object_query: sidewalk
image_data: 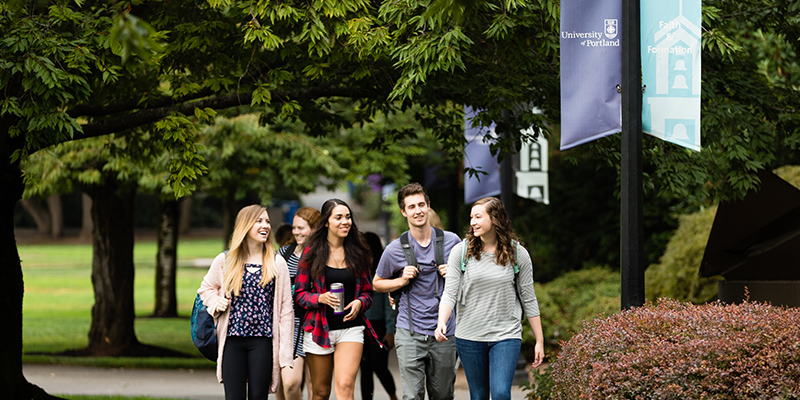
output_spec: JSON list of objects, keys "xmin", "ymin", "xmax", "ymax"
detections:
[{"xmin": 25, "ymin": 348, "xmax": 530, "ymax": 399}]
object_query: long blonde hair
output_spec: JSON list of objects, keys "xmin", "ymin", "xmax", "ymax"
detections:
[{"xmin": 223, "ymin": 205, "xmax": 277, "ymax": 296}]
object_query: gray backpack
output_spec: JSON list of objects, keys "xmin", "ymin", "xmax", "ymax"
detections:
[{"xmin": 394, "ymin": 227, "xmax": 445, "ymax": 332}]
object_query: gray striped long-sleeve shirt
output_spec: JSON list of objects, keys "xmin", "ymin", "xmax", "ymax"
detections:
[{"xmin": 441, "ymin": 241, "xmax": 540, "ymax": 342}]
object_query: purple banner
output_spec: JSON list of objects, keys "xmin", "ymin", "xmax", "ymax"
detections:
[
  {"xmin": 464, "ymin": 107, "xmax": 501, "ymax": 204},
  {"xmin": 560, "ymin": 0, "xmax": 622, "ymax": 150}
]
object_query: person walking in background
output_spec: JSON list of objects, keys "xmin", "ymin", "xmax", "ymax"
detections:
[
  {"xmin": 277, "ymin": 206, "xmax": 321, "ymax": 400},
  {"xmin": 373, "ymin": 183, "xmax": 461, "ymax": 400},
  {"xmin": 198, "ymin": 204, "xmax": 295, "ymax": 400},
  {"xmin": 294, "ymin": 199, "xmax": 380, "ymax": 400},
  {"xmin": 275, "ymin": 222, "xmax": 294, "ymax": 247},
  {"xmin": 361, "ymin": 232, "xmax": 399, "ymax": 400},
  {"xmin": 427, "ymin": 208, "xmax": 443, "ymax": 230},
  {"xmin": 435, "ymin": 196, "xmax": 545, "ymax": 400}
]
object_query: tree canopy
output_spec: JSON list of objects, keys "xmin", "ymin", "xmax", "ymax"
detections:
[{"xmin": 3, "ymin": 0, "xmax": 800, "ymax": 397}]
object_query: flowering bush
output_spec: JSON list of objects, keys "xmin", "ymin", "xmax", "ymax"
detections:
[{"xmin": 550, "ymin": 298, "xmax": 800, "ymax": 399}]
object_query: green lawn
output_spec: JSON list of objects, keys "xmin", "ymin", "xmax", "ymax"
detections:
[{"xmin": 21, "ymin": 238, "xmax": 226, "ymax": 369}]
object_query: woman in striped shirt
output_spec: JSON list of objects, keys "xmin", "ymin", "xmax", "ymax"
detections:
[
  {"xmin": 435, "ymin": 197, "xmax": 545, "ymax": 400},
  {"xmin": 277, "ymin": 206, "xmax": 321, "ymax": 400}
]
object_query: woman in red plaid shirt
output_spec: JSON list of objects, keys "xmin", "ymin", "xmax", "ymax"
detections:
[{"xmin": 293, "ymin": 198, "xmax": 380, "ymax": 400}]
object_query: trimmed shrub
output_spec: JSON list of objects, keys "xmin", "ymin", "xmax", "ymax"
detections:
[
  {"xmin": 522, "ymin": 366, "xmax": 555, "ymax": 400},
  {"xmin": 549, "ymin": 298, "xmax": 800, "ymax": 399}
]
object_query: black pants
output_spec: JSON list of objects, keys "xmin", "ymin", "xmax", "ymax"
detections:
[
  {"xmin": 222, "ymin": 336, "xmax": 273, "ymax": 400},
  {"xmin": 360, "ymin": 320, "xmax": 396, "ymax": 400}
]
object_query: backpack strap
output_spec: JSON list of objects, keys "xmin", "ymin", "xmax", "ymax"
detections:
[
  {"xmin": 397, "ymin": 229, "xmax": 446, "ymax": 333},
  {"xmin": 281, "ymin": 243, "xmax": 297, "ymax": 263},
  {"xmin": 458, "ymin": 238, "xmax": 469, "ymax": 305},
  {"xmin": 431, "ymin": 227, "xmax": 444, "ymax": 302},
  {"xmin": 399, "ymin": 232, "xmax": 418, "ymax": 268},
  {"xmin": 513, "ymin": 240, "xmax": 520, "ymax": 274},
  {"xmin": 398, "ymin": 231, "xmax": 416, "ymax": 332},
  {"xmin": 512, "ymin": 240, "xmax": 524, "ymax": 318},
  {"xmin": 433, "ymin": 227, "xmax": 445, "ymax": 266}
]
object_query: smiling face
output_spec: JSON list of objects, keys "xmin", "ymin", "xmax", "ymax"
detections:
[
  {"xmin": 326, "ymin": 204, "xmax": 352, "ymax": 239},
  {"xmin": 292, "ymin": 215, "xmax": 312, "ymax": 247},
  {"xmin": 400, "ymin": 193, "xmax": 429, "ymax": 229},
  {"xmin": 247, "ymin": 210, "xmax": 271, "ymax": 244},
  {"xmin": 470, "ymin": 204, "xmax": 495, "ymax": 239}
]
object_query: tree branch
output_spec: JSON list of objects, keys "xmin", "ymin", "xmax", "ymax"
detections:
[{"xmin": 59, "ymin": 85, "xmax": 381, "ymax": 145}]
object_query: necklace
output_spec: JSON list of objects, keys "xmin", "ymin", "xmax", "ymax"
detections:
[{"xmin": 331, "ymin": 248, "xmax": 346, "ymax": 269}]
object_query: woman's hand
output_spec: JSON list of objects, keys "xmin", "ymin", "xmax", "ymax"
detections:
[
  {"xmin": 434, "ymin": 322, "xmax": 448, "ymax": 342},
  {"xmin": 342, "ymin": 299, "xmax": 362, "ymax": 321},
  {"xmin": 531, "ymin": 341, "xmax": 545, "ymax": 368},
  {"xmin": 382, "ymin": 333, "xmax": 395, "ymax": 350},
  {"xmin": 318, "ymin": 292, "xmax": 340, "ymax": 309},
  {"xmin": 215, "ymin": 296, "xmax": 230, "ymax": 313}
]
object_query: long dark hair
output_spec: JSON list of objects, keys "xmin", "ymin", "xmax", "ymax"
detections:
[
  {"xmin": 302, "ymin": 198, "xmax": 371, "ymax": 279},
  {"xmin": 465, "ymin": 197, "xmax": 519, "ymax": 266},
  {"xmin": 363, "ymin": 231, "xmax": 384, "ymax": 273}
]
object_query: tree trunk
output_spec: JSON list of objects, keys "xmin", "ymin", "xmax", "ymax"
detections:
[
  {"xmin": 153, "ymin": 196, "xmax": 179, "ymax": 317},
  {"xmin": 179, "ymin": 195, "xmax": 192, "ymax": 234},
  {"xmin": 84, "ymin": 176, "xmax": 139, "ymax": 355},
  {"xmin": 20, "ymin": 198, "xmax": 51, "ymax": 236},
  {"xmin": 1, "ymin": 129, "xmax": 63, "ymax": 398},
  {"xmin": 80, "ymin": 192, "xmax": 92, "ymax": 240},
  {"xmin": 1, "ymin": 155, "xmax": 26, "ymax": 398},
  {"xmin": 46, "ymin": 195, "xmax": 63, "ymax": 238},
  {"xmin": 222, "ymin": 188, "xmax": 236, "ymax": 249}
]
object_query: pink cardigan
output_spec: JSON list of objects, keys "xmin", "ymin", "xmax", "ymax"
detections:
[{"xmin": 198, "ymin": 252, "xmax": 294, "ymax": 392}]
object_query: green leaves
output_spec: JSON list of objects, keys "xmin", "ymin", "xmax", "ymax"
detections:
[
  {"xmin": 109, "ymin": 11, "xmax": 164, "ymax": 63},
  {"xmin": 199, "ymin": 114, "xmax": 346, "ymax": 203}
]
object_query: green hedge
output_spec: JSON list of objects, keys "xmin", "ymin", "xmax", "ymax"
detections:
[
  {"xmin": 644, "ymin": 205, "xmax": 721, "ymax": 304},
  {"xmin": 523, "ymin": 266, "xmax": 620, "ymax": 359}
]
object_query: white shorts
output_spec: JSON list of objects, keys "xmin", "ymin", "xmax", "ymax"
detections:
[{"xmin": 303, "ymin": 326, "xmax": 364, "ymax": 355}]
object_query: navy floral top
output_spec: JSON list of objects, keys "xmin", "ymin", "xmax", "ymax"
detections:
[{"xmin": 227, "ymin": 264, "xmax": 275, "ymax": 337}]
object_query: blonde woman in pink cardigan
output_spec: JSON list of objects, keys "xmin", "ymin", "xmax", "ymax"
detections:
[{"xmin": 199, "ymin": 205, "xmax": 295, "ymax": 399}]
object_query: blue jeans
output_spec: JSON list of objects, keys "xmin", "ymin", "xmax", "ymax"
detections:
[{"xmin": 455, "ymin": 338, "xmax": 521, "ymax": 400}]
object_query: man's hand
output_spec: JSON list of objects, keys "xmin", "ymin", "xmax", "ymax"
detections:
[
  {"xmin": 401, "ymin": 265, "xmax": 419, "ymax": 283},
  {"xmin": 437, "ymin": 263, "xmax": 447, "ymax": 277}
]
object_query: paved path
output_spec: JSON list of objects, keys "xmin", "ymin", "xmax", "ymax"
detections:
[
  {"xmin": 25, "ymin": 187, "xmax": 531, "ymax": 399},
  {"xmin": 25, "ymin": 349, "xmax": 530, "ymax": 399}
]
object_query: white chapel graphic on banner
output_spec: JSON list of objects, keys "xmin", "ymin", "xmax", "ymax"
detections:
[
  {"xmin": 516, "ymin": 129, "xmax": 549, "ymax": 205},
  {"xmin": 641, "ymin": 0, "xmax": 702, "ymax": 151},
  {"xmin": 463, "ymin": 107, "xmax": 549, "ymax": 204}
]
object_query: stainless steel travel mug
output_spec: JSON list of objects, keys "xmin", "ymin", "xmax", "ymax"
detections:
[{"xmin": 330, "ymin": 283, "xmax": 345, "ymax": 314}]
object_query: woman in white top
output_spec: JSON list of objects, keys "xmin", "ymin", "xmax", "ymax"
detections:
[{"xmin": 434, "ymin": 197, "xmax": 544, "ymax": 400}]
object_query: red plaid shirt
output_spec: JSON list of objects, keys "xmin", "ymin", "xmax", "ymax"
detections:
[{"xmin": 294, "ymin": 254, "xmax": 380, "ymax": 348}]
